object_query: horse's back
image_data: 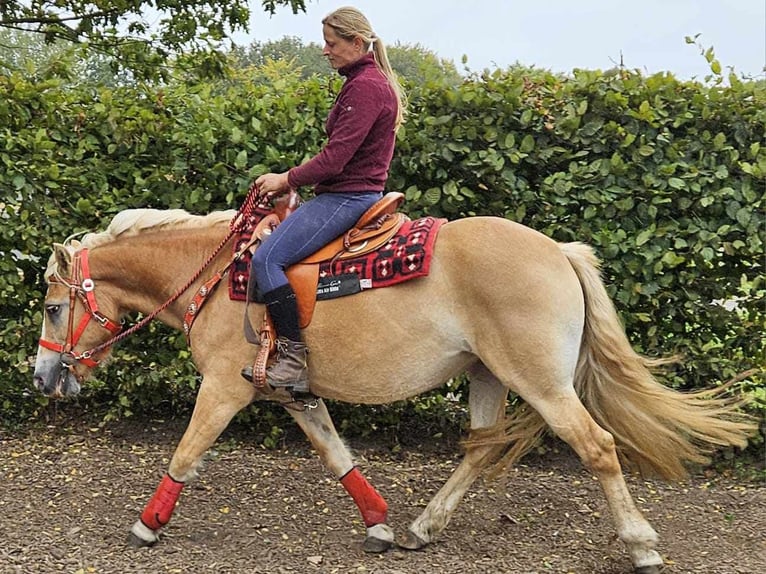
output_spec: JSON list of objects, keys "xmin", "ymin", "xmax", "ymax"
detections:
[
  {"xmin": 439, "ymin": 216, "xmax": 564, "ymax": 259},
  {"xmin": 434, "ymin": 216, "xmax": 583, "ymax": 312}
]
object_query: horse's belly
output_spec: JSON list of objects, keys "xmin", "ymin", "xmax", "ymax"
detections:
[{"xmin": 304, "ymin": 280, "xmax": 474, "ymax": 404}]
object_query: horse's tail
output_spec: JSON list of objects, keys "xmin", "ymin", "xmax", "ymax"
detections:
[
  {"xmin": 470, "ymin": 242, "xmax": 756, "ymax": 480},
  {"xmin": 558, "ymin": 241, "xmax": 755, "ymax": 479}
]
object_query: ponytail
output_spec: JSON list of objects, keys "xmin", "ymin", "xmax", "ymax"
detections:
[{"xmin": 369, "ymin": 35, "xmax": 407, "ymax": 131}]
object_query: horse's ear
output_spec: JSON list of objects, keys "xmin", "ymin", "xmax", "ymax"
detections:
[{"xmin": 53, "ymin": 243, "xmax": 72, "ymax": 276}]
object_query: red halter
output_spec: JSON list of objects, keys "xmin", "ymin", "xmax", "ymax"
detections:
[{"xmin": 38, "ymin": 248, "xmax": 122, "ymax": 368}]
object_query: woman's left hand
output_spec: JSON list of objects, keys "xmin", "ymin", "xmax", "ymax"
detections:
[{"xmin": 255, "ymin": 172, "xmax": 291, "ymax": 200}]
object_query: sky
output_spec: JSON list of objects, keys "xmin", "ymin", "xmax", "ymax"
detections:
[{"xmin": 235, "ymin": 0, "xmax": 766, "ymax": 80}]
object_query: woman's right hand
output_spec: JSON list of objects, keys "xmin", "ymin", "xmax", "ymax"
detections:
[{"xmin": 255, "ymin": 172, "xmax": 291, "ymax": 201}]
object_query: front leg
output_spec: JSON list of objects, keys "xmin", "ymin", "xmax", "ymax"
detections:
[
  {"xmin": 129, "ymin": 377, "xmax": 254, "ymax": 547},
  {"xmin": 287, "ymin": 400, "xmax": 395, "ymax": 553}
]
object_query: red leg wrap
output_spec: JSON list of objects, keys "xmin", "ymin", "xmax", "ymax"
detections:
[
  {"xmin": 340, "ymin": 467, "xmax": 388, "ymax": 527},
  {"xmin": 140, "ymin": 474, "xmax": 185, "ymax": 531}
]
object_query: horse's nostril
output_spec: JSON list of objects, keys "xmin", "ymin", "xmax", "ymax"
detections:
[{"xmin": 34, "ymin": 381, "xmax": 54, "ymax": 397}]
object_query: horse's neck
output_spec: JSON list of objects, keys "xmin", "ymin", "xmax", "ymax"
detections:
[{"xmin": 92, "ymin": 227, "xmax": 224, "ymax": 326}]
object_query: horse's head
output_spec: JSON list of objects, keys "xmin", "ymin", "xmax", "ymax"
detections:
[{"xmin": 34, "ymin": 242, "xmax": 122, "ymax": 398}]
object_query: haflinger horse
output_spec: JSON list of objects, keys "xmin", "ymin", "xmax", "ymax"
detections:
[{"xmin": 33, "ymin": 198, "xmax": 755, "ymax": 574}]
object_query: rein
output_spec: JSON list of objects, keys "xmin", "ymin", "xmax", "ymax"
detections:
[{"xmin": 42, "ymin": 187, "xmax": 265, "ymax": 367}]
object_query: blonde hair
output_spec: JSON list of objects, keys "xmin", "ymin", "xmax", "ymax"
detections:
[{"xmin": 323, "ymin": 6, "xmax": 407, "ymax": 130}]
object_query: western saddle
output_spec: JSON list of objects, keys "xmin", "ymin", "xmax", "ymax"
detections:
[{"xmin": 244, "ymin": 190, "xmax": 407, "ymax": 388}]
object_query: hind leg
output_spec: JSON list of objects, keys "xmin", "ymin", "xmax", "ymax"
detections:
[
  {"xmin": 401, "ymin": 364, "xmax": 508, "ymax": 549},
  {"xmin": 526, "ymin": 390, "xmax": 663, "ymax": 573},
  {"xmin": 128, "ymin": 375, "xmax": 254, "ymax": 547}
]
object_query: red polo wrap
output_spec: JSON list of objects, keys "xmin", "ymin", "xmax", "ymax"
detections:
[
  {"xmin": 140, "ymin": 474, "xmax": 184, "ymax": 530},
  {"xmin": 339, "ymin": 467, "xmax": 388, "ymax": 527}
]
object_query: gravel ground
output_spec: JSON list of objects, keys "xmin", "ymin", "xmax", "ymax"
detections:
[{"xmin": 1, "ymin": 416, "xmax": 764, "ymax": 574}]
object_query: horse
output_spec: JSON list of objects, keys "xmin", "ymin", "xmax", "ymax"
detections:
[{"xmin": 33, "ymin": 206, "xmax": 756, "ymax": 574}]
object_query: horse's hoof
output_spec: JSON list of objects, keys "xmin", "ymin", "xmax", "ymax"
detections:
[
  {"xmin": 398, "ymin": 530, "xmax": 428, "ymax": 551},
  {"xmin": 363, "ymin": 536, "xmax": 392, "ymax": 553},
  {"xmin": 363, "ymin": 523, "xmax": 395, "ymax": 553},
  {"xmin": 128, "ymin": 520, "xmax": 159, "ymax": 548},
  {"xmin": 635, "ymin": 565, "xmax": 663, "ymax": 574},
  {"xmin": 127, "ymin": 531, "xmax": 157, "ymax": 548}
]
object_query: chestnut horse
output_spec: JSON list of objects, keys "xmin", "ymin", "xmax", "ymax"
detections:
[{"xmin": 33, "ymin": 208, "xmax": 755, "ymax": 573}]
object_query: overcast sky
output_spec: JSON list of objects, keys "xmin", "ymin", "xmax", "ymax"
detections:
[{"xmin": 234, "ymin": 0, "xmax": 765, "ymax": 80}]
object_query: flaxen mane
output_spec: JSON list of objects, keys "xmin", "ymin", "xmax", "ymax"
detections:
[
  {"xmin": 46, "ymin": 209, "xmax": 236, "ymax": 278},
  {"xmin": 87, "ymin": 209, "xmax": 236, "ymax": 248}
]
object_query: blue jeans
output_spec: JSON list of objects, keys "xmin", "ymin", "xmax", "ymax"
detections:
[{"xmin": 251, "ymin": 191, "xmax": 383, "ymax": 294}]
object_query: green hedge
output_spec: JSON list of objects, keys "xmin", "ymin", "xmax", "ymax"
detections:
[{"xmin": 1, "ymin": 61, "xmax": 763, "ymax": 433}]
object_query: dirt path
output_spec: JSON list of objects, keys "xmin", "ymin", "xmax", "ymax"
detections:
[{"xmin": 1, "ymin": 418, "xmax": 764, "ymax": 574}]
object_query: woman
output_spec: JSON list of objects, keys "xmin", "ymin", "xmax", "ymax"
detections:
[{"xmin": 242, "ymin": 6, "xmax": 406, "ymax": 393}]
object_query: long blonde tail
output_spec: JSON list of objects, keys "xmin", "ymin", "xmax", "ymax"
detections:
[
  {"xmin": 560, "ymin": 242, "xmax": 755, "ymax": 479},
  {"xmin": 469, "ymin": 242, "xmax": 756, "ymax": 480}
]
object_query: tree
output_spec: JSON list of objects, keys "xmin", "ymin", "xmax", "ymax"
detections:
[
  {"xmin": 0, "ymin": 0, "xmax": 307, "ymax": 78},
  {"xmin": 0, "ymin": 28, "xmax": 130, "ymax": 85},
  {"xmin": 231, "ymin": 36, "xmax": 464, "ymax": 86},
  {"xmin": 231, "ymin": 36, "xmax": 331, "ymax": 78},
  {"xmin": 388, "ymin": 42, "xmax": 462, "ymax": 87}
]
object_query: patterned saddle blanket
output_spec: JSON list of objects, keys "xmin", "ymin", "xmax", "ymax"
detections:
[{"xmin": 229, "ymin": 215, "xmax": 446, "ymax": 307}]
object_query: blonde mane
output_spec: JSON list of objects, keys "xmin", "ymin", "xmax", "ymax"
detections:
[
  {"xmin": 81, "ymin": 208, "xmax": 237, "ymax": 249},
  {"xmin": 46, "ymin": 209, "xmax": 236, "ymax": 278}
]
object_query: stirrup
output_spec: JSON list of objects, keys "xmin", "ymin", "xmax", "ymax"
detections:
[
  {"xmin": 240, "ymin": 365, "xmax": 256, "ymax": 383},
  {"xmin": 241, "ymin": 339, "xmax": 310, "ymax": 394},
  {"xmin": 241, "ymin": 365, "xmax": 312, "ymax": 395}
]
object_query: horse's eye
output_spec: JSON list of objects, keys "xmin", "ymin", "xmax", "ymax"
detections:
[{"xmin": 45, "ymin": 304, "xmax": 61, "ymax": 316}]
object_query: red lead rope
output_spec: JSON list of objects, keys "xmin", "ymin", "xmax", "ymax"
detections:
[{"xmin": 59, "ymin": 184, "xmax": 266, "ymax": 364}]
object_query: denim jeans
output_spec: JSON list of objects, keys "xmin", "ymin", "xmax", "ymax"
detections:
[{"xmin": 251, "ymin": 191, "xmax": 383, "ymax": 294}]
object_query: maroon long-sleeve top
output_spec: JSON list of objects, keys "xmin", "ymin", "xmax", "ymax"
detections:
[{"xmin": 287, "ymin": 53, "xmax": 397, "ymax": 194}]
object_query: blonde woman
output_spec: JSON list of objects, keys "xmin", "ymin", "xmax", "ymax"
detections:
[{"xmin": 242, "ymin": 6, "xmax": 406, "ymax": 393}]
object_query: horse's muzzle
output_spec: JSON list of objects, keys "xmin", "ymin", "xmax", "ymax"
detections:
[{"xmin": 33, "ymin": 359, "xmax": 81, "ymax": 398}]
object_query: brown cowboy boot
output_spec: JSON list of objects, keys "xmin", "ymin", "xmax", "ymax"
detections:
[{"xmin": 241, "ymin": 337, "xmax": 310, "ymax": 393}]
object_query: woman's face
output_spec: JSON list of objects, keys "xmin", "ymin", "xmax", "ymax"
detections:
[{"xmin": 322, "ymin": 23, "xmax": 363, "ymax": 70}]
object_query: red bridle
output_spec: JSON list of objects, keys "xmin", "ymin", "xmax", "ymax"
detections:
[
  {"xmin": 38, "ymin": 248, "xmax": 122, "ymax": 368},
  {"xmin": 36, "ymin": 184, "xmax": 290, "ymax": 370}
]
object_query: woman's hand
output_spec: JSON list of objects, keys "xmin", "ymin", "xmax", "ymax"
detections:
[{"xmin": 255, "ymin": 172, "xmax": 291, "ymax": 201}]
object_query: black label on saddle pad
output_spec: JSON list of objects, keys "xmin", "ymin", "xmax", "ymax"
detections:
[{"xmin": 316, "ymin": 273, "xmax": 362, "ymax": 300}]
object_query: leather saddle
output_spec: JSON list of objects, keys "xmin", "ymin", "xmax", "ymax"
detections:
[
  {"xmin": 244, "ymin": 191, "xmax": 406, "ymax": 387},
  {"xmin": 286, "ymin": 191, "xmax": 407, "ymax": 328},
  {"xmin": 250, "ymin": 190, "xmax": 406, "ymax": 327}
]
